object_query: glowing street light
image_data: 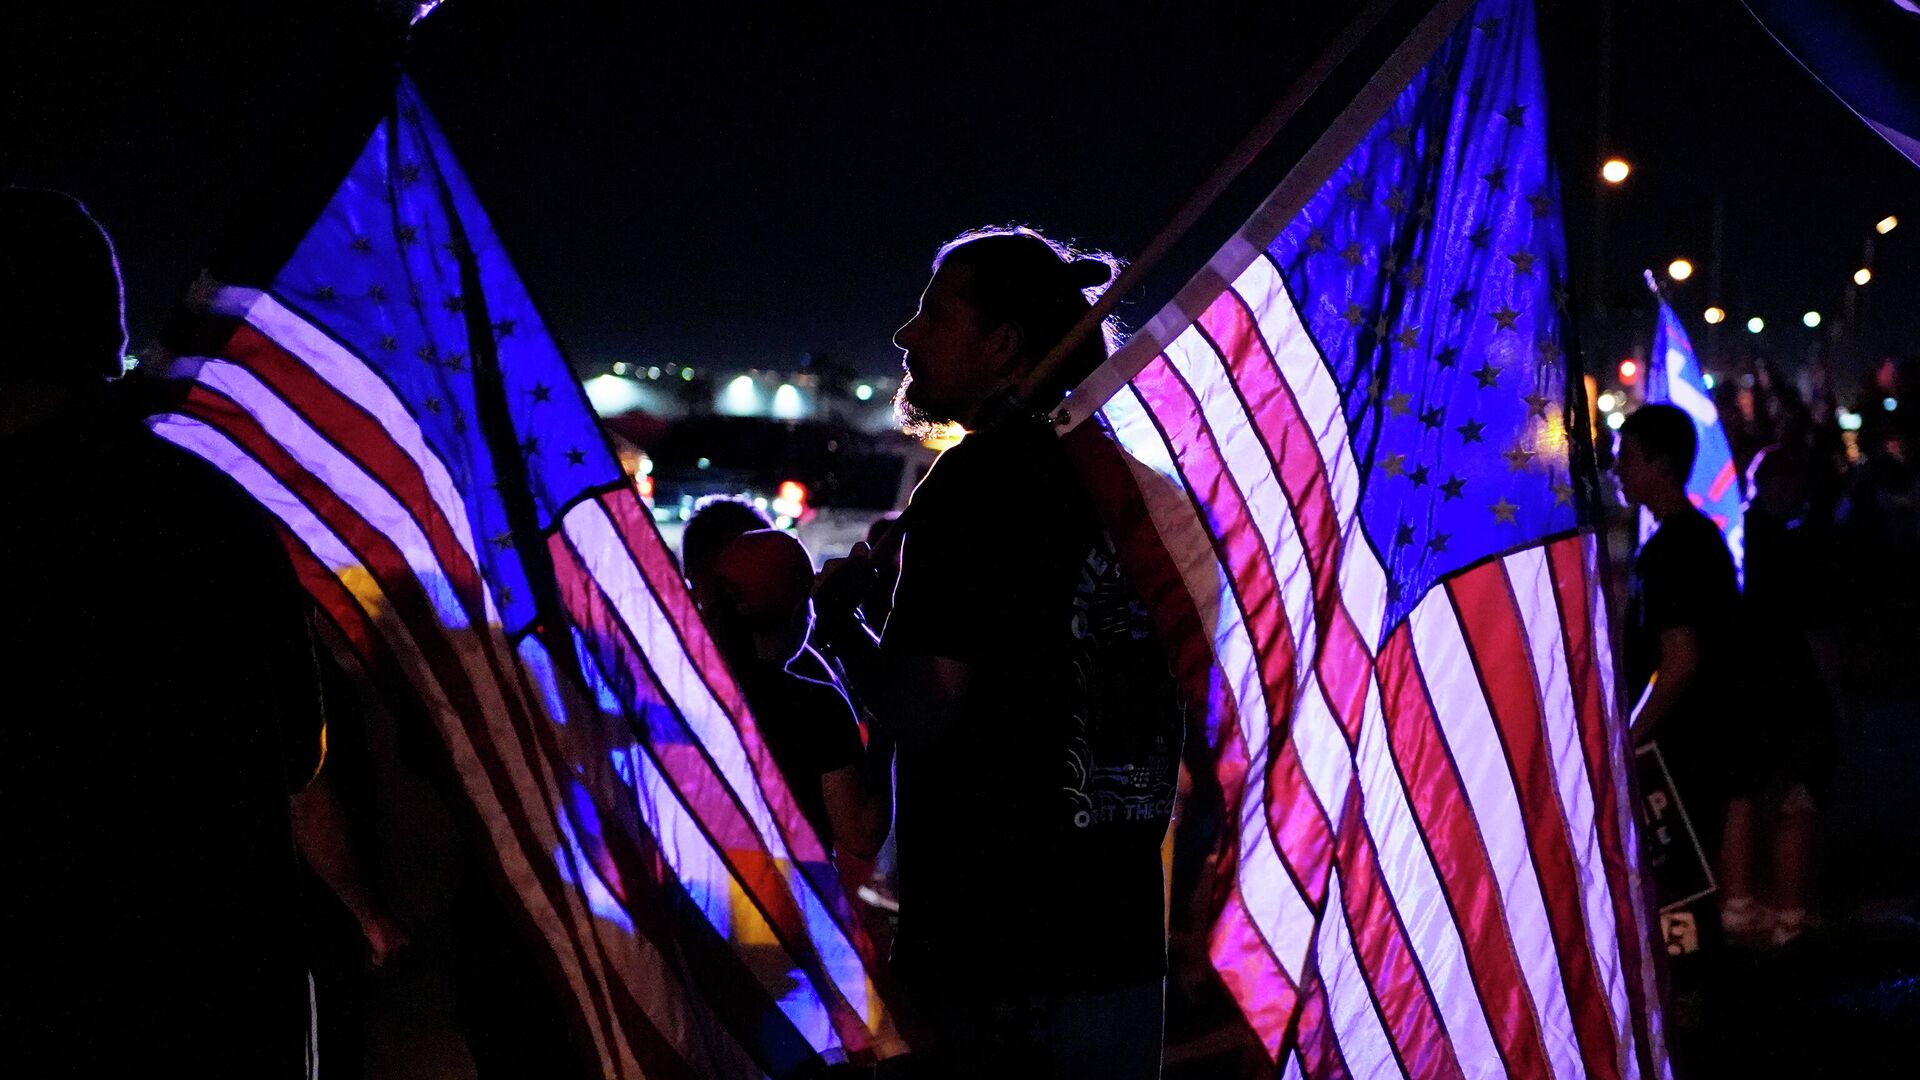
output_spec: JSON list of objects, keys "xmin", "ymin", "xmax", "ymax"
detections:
[
  {"xmin": 1601, "ymin": 158, "xmax": 1631, "ymax": 184},
  {"xmin": 1803, "ymin": 311, "xmax": 1823, "ymax": 328},
  {"xmin": 1667, "ymin": 258, "xmax": 1694, "ymax": 282},
  {"xmin": 1855, "ymin": 268, "xmax": 1873, "ymax": 286},
  {"xmin": 1746, "ymin": 316, "xmax": 1765, "ymax": 334},
  {"xmin": 1877, "ymin": 215, "xmax": 1899, "ymax": 235},
  {"xmin": 1618, "ymin": 359, "xmax": 1639, "ymax": 383},
  {"xmin": 1703, "ymin": 306, "xmax": 1726, "ymax": 324},
  {"xmin": 1597, "ymin": 392, "xmax": 1618, "ymax": 412}
]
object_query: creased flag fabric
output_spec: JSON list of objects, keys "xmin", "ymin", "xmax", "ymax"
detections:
[
  {"xmin": 149, "ymin": 78, "xmax": 902, "ymax": 1078},
  {"xmin": 1056, "ymin": 1, "xmax": 1669, "ymax": 1075},
  {"xmin": 1743, "ymin": 0, "xmax": 1920, "ymax": 171},
  {"xmin": 1644, "ymin": 299, "xmax": 1744, "ymax": 581}
]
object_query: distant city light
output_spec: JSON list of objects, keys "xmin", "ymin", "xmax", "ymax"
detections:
[
  {"xmin": 681, "ymin": 367, "xmax": 695, "ymax": 381},
  {"xmin": 855, "ymin": 383, "xmax": 874, "ymax": 401},
  {"xmin": 1885, "ymin": 397, "xmax": 1900, "ymax": 413},
  {"xmin": 696, "ymin": 456, "xmax": 712, "ymax": 470},
  {"xmin": 771, "ymin": 383, "xmax": 804, "ymax": 420},
  {"xmin": 1877, "ymin": 215, "xmax": 1899, "ymax": 235},
  {"xmin": 1667, "ymin": 258, "xmax": 1694, "ymax": 282},
  {"xmin": 1597, "ymin": 392, "xmax": 1618, "ymax": 412},
  {"xmin": 1703, "ymin": 306, "xmax": 1726, "ymax": 325},
  {"xmin": 721, "ymin": 374, "xmax": 760, "ymax": 416},
  {"xmin": 1855, "ymin": 268, "xmax": 1873, "ymax": 286},
  {"xmin": 612, "ymin": 361, "xmax": 628, "ymax": 376},
  {"xmin": 1703, "ymin": 373, "xmax": 1716, "ymax": 390},
  {"xmin": 1601, "ymin": 158, "xmax": 1631, "ymax": 184},
  {"xmin": 1606, "ymin": 411, "xmax": 1626, "ymax": 430},
  {"xmin": 1618, "ymin": 359, "xmax": 1639, "ymax": 382},
  {"xmin": 583, "ymin": 373, "xmax": 644, "ymax": 416},
  {"xmin": 1803, "ymin": 310, "xmax": 1822, "ymax": 328},
  {"xmin": 646, "ymin": 365, "xmax": 661, "ymax": 379},
  {"xmin": 1838, "ymin": 408, "xmax": 1863, "ymax": 432},
  {"xmin": 1746, "ymin": 317, "xmax": 1765, "ymax": 334}
]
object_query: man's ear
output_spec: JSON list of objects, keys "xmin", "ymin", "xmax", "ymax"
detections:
[{"xmin": 984, "ymin": 321, "xmax": 1025, "ymax": 375}]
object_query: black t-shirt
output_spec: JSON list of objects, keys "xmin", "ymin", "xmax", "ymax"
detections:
[
  {"xmin": 735, "ymin": 659, "xmax": 865, "ymax": 846},
  {"xmin": 0, "ymin": 392, "xmax": 325, "ymax": 1073},
  {"xmin": 1624, "ymin": 507, "xmax": 1741, "ymax": 764},
  {"xmin": 882, "ymin": 419, "xmax": 1183, "ymax": 993}
]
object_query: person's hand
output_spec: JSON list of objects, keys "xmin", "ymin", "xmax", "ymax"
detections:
[
  {"xmin": 814, "ymin": 541, "xmax": 877, "ymax": 624},
  {"xmin": 359, "ymin": 910, "xmax": 412, "ymax": 969}
]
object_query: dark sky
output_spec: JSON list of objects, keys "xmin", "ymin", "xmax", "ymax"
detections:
[{"xmin": 5, "ymin": 1, "xmax": 1914, "ymax": 381}]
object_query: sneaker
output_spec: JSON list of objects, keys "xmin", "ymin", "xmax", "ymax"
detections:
[
  {"xmin": 1721, "ymin": 896, "xmax": 1767, "ymax": 937},
  {"xmin": 1769, "ymin": 908, "xmax": 1813, "ymax": 947}
]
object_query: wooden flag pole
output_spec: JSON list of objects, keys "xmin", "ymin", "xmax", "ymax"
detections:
[{"xmin": 1029, "ymin": 0, "xmax": 1481, "ymax": 431}]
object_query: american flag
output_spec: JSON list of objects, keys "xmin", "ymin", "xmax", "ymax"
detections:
[
  {"xmin": 1644, "ymin": 298, "xmax": 1744, "ymax": 580},
  {"xmin": 150, "ymin": 79, "xmax": 902, "ymax": 1077},
  {"xmin": 1057, "ymin": 1, "xmax": 1669, "ymax": 1076}
]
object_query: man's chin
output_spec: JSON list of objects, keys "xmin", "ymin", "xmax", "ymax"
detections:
[{"xmin": 892, "ymin": 381, "xmax": 956, "ymax": 439}]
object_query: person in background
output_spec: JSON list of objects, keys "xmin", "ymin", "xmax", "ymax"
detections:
[
  {"xmin": 0, "ymin": 188, "xmax": 325, "ymax": 1076},
  {"xmin": 1720, "ymin": 391, "xmax": 1834, "ymax": 946},
  {"xmin": 705, "ymin": 529, "xmax": 891, "ymax": 859},
  {"xmin": 1615, "ymin": 403, "xmax": 1743, "ymax": 954},
  {"xmin": 684, "ymin": 494, "xmax": 844, "ymax": 689},
  {"xmin": 816, "ymin": 226, "xmax": 1183, "ymax": 1079}
]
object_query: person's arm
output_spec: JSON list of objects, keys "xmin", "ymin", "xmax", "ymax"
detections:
[
  {"xmin": 819, "ymin": 731, "xmax": 892, "ymax": 859},
  {"xmin": 1630, "ymin": 625, "xmax": 1699, "ymax": 744},
  {"xmin": 814, "ymin": 545, "xmax": 977, "ymax": 751},
  {"xmin": 290, "ymin": 770, "xmax": 411, "ymax": 967}
]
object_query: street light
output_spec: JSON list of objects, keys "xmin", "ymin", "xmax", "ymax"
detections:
[
  {"xmin": 1855, "ymin": 268, "xmax": 1873, "ymax": 286},
  {"xmin": 1703, "ymin": 306, "xmax": 1726, "ymax": 324},
  {"xmin": 1877, "ymin": 215, "xmax": 1899, "ymax": 235},
  {"xmin": 1601, "ymin": 158, "xmax": 1631, "ymax": 184},
  {"xmin": 1747, "ymin": 317, "xmax": 1765, "ymax": 334},
  {"xmin": 1803, "ymin": 311, "xmax": 1822, "ymax": 328},
  {"xmin": 1667, "ymin": 258, "xmax": 1694, "ymax": 282}
]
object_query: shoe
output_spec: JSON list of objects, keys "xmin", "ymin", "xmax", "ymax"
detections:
[
  {"xmin": 1721, "ymin": 896, "xmax": 1767, "ymax": 936},
  {"xmin": 1769, "ymin": 908, "xmax": 1813, "ymax": 947}
]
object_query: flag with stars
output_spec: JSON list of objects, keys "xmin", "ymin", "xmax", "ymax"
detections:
[
  {"xmin": 1055, "ymin": 0, "xmax": 1668, "ymax": 1075},
  {"xmin": 1644, "ymin": 298, "xmax": 1745, "ymax": 582},
  {"xmin": 148, "ymin": 78, "xmax": 902, "ymax": 1077}
]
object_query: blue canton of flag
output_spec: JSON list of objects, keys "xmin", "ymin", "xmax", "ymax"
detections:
[
  {"xmin": 1646, "ymin": 298, "xmax": 1745, "ymax": 579},
  {"xmin": 1269, "ymin": 9, "xmax": 1578, "ymax": 633}
]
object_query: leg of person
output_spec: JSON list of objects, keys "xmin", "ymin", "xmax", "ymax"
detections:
[
  {"xmin": 1718, "ymin": 796, "xmax": 1766, "ymax": 939},
  {"xmin": 1768, "ymin": 782, "xmax": 1820, "ymax": 946},
  {"xmin": 1040, "ymin": 979, "xmax": 1166, "ymax": 1080}
]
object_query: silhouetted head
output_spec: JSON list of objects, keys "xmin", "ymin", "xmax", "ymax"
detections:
[
  {"xmin": 0, "ymin": 188, "xmax": 127, "ymax": 386},
  {"xmin": 892, "ymin": 225, "xmax": 1119, "ymax": 433},
  {"xmin": 709, "ymin": 529, "xmax": 816, "ymax": 665},
  {"xmin": 1615, "ymin": 403, "xmax": 1696, "ymax": 506},
  {"xmin": 682, "ymin": 495, "xmax": 773, "ymax": 595}
]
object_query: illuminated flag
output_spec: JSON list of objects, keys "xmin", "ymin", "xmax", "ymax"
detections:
[
  {"xmin": 1056, "ymin": 0, "xmax": 1669, "ymax": 1075},
  {"xmin": 150, "ymin": 79, "xmax": 901, "ymax": 1077},
  {"xmin": 1744, "ymin": 0, "xmax": 1920, "ymax": 171},
  {"xmin": 1644, "ymin": 298, "xmax": 1745, "ymax": 580}
]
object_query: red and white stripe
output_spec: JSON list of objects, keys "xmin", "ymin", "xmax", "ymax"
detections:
[
  {"xmin": 153, "ymin": 287, "xmax": 903, "ymax": 1077},
  {"xmin": 1063, "ymin": 253, "xmax": 1666, "ymax": 1078}
]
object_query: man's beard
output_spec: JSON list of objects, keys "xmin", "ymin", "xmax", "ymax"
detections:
[{"xmin": 892, "ymin": 374, "xmax": 956, "ymax": 441}]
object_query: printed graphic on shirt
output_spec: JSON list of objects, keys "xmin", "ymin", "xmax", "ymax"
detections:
[{"xmin": 1062, "ymin": 533, "xmax": 1180, "ymax": 829}]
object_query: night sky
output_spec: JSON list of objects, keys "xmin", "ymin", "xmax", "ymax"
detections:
[{"xmin": 6, "ymin": 1, "xmax": 1914, "ymax": 383}]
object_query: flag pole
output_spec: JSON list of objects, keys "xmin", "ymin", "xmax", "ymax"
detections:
[
  {"xmin": 1038, "ymin": 0, "xmax": 1482, "ymax": 430},
  {"xmin": 987, "ymin": 0, "xmax": 1400, "ymax": 421}
]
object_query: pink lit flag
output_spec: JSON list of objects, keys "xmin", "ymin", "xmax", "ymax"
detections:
[{"xmin": 1056, "ymin": 0, "xmax": 1671, "ymax": 1075}]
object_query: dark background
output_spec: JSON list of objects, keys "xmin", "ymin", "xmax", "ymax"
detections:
[{"xmin": 5, "ymin": 1, "xmax": 1914, "ymax": 382}]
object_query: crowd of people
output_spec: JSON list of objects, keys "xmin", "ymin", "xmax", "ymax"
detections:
[{"xmin": 8, "ymin": 176, "xmax": 1914, "ymax": 1078}]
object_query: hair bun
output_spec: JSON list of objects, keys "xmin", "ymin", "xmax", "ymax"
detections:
[{"xmin": 1063, "ymin": 257, "xmax": 1113, "ymax": 291}]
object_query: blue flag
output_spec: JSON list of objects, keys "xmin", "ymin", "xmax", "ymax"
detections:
[{"xmin": 1645, "ymin": 298, "xmax": 1745, "ymax": 581}]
